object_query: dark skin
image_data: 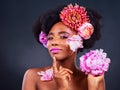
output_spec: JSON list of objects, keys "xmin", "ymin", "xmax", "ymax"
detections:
[
  {"xmin": 22, "ymin": 66, "xmax": 88, "ymax": 90},
  {"xmin": 22, "ymin": 22, "xmax": 105, "ymax": 90}
]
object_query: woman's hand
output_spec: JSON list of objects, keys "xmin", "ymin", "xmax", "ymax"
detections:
[
  {"xmin": 87, "ymin": 74, "xmax": 105, "ymax": 90},
  {"xmin": 52, "ymin": 57, "xmax": 73, "ymax": 90}
]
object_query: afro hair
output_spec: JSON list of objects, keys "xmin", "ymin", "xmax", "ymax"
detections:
[{"xmin": 32, "ymin": 4, "xmax": 102, "ymax": 51}]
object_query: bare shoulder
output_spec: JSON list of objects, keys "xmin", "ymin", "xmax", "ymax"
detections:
[
  {"xmin": 22, "ymin": 66, "xmax": 52, "ymax": 90},
  {"xmin": 23, "ymin": 66, "xmax": 52, "ymax": 79}
]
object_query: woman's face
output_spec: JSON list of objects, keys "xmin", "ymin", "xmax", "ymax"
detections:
[{"xmin": 47, "ymin": 22, "xmax": 77, "ymax": 60}]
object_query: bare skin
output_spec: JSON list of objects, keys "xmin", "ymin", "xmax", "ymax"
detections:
[{"xmin": 22, "ymin": 22, "xmax": 105, "ymax": 90}]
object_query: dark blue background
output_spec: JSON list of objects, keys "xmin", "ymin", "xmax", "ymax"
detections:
[{"xmin": 0, "ymin": 0, "xmax": 119, "ymax": 90}]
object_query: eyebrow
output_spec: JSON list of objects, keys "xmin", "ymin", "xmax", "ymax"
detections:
[{"xmin": 48, "ymin": 31, "xmax": 70, "ymax": 36}]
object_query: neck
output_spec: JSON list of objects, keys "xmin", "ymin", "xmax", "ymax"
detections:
[{"xmin": 57, "ymin": 53, "xmax": 79, "ymax": 74}]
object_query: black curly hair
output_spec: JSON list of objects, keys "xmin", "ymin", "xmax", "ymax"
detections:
[{"xmin": 32, "ymin": 4, "xmax": 102, "ymax": 51}]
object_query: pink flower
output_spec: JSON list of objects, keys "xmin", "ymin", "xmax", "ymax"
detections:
[
  {"xmin": 37, "ymin": 68, "xmax": 53, "ymax": 81},
  {"xmin": 67, "ymin": 35, "xmax": 83, "ymax": 52},
  {"xmin": 60, "ymin": 4, "xmax": 90, "ymax": 31},
  {"xmin": 39, "ymin": 31, "xmax": 48, "ymax": 47},
  {"xmin": 79, "ymin": 49, "xmax": 111, "ymax": 76},
  {"xmin": 78, "ymin": 22, "xmax": 94, "ymax": 39}
]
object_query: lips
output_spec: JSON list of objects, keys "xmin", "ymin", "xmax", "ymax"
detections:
[{"xmin": 50, "ymin": 48, "xmax": 61, "ymax": 54}]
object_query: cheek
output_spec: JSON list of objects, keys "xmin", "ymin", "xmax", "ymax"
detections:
[
  {"xmin": 46, "ymin": 42, "xmax": 52, "ymax": 56},
  {"xmin": 65, "ymin": 40, "xmax": 69, "ymax": 47},
  {"xmin": 64, "ymin": 41, "xmax": 74, "ymax": 57},
  {"xmin": 64, "ymin": 40, "xmax": 72, "ymax": 52},
  {"xmin": 46, "ymin": 41, "xmax": 50, "ymax": 48}
]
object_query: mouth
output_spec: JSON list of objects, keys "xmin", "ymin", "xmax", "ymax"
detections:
[{"xmin": 50, "ymin": 48, "xmax": 61, "ymax": 54}]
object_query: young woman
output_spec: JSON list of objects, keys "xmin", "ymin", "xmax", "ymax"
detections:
[{"xmin": 22, "ymin": 4, "xmax": 110, "ymax": 90}]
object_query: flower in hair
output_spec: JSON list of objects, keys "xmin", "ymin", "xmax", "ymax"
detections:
[
  {"xmin": 39, "ymin": 31, "xmax": 48, "ymax": 47},
  {"xmin": 60, "ymin": 4, "xmax": 90, "ymax": 31},
  {"xmin": 78, "ymin": 22, "xmax": 94, "ymax": 39},
  {"xmin": 37, "ymin": 68, "xmax": 53, "ymax": 81},
  {"xmin": 67, "ymin": 35, "xmax": 83, "ymax": 52},
  {"xmin": 79, "ymin": 49, "xmax": 111, "ymax": 76}
]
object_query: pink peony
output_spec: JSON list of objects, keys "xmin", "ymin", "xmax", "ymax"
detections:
[
  {"xmin": 67, "ymin": 35, "xmax": 83, "ymax": 52},
  {"xmin": 60, "ymin": 4, "xmax": 90, "ymax": 31},
  {"xmin": 78, "ymin": 22, "xmax": 94, "ymax": 40},
  {"xmin": 37, "ymin": 68, "xmax": 53, "ymax": 81},
  {"xmin": 79, "ymin": 49, "xmax": 111, "ymax": 76},
  {"xmin": 39, "ymin": 31, "xmax": 48, "ymax": 47}
]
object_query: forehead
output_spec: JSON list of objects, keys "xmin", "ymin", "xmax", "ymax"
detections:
[{"xmin": 49, "ymin": 22, "xmax": 76, "ymax": 35}]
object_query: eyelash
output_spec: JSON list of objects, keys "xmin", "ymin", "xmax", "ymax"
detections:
[
  {"xmin": 47, "ymin": 37, "xmax": 53, "ymax": 40},
  {"xmin": 60, "ymin": 35, "xmax": 68, "ymax": 39},
  {"xmin": 47, "ymin": 35, "xmax": 69, "ymax": 40}
]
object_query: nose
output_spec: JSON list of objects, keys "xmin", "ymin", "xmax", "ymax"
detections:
[{"xmin": 51, "ymin": 38, "xmax": 60, "ymax": 46}]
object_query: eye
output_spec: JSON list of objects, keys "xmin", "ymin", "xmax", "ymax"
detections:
[
  {"xmin": 60, "ymin": 34, "xmax": 69, "ymax": 39},
  {"xmin": 47, "ymin": 36, "xmax": 53, "ymax": 40}
]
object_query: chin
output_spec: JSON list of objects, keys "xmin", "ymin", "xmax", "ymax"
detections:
[{"xmin": 50, "ymin": 53, "xmax": 66, "ymax": 60}]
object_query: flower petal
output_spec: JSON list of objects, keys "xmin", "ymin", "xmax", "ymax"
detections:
[{"xmin": 79, "ymin": 49, "xmax": 111, "ymax": 76}]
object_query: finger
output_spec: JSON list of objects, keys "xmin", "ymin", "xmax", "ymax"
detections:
[
  {"xmin": 62, "ymin": 72, "xmax": 72, "ymax": 81},
  {"xmin": 52, "ymin": 56, "xmax": 58, "ymax": 73},
  {"xmin": 59, "ymin": 66, "xmax": 73, "ymax": 74},
  {"xmin": 67, "ymin": 73, "xmax": 72, "ymax": 81}
]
